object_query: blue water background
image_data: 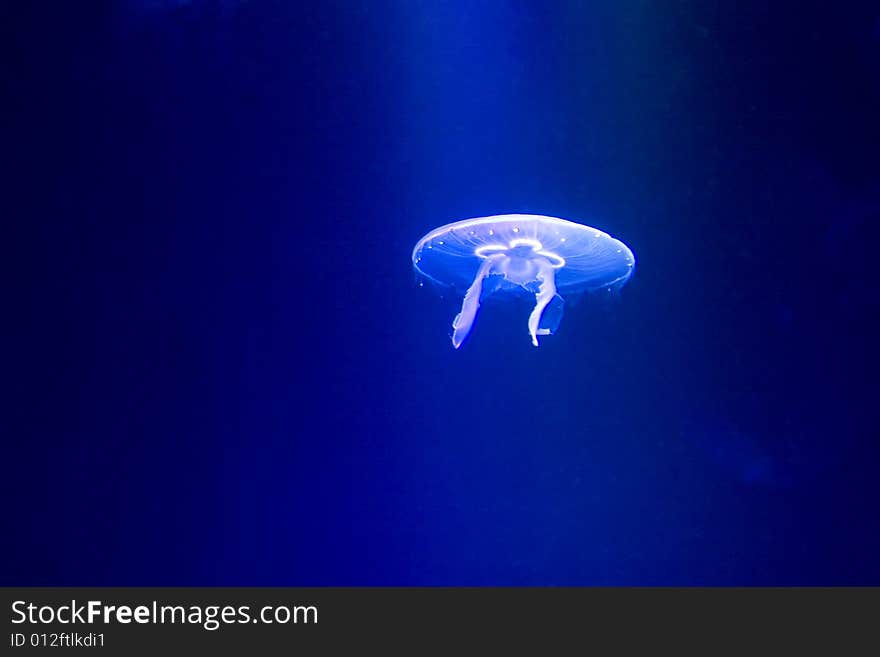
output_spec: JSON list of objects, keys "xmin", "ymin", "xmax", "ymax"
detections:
[{"xmin": 4, "ymin": 1, "xmax": 879, "ymax": 584}]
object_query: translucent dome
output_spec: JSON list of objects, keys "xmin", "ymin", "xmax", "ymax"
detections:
[{"xmin": 412, "ymin": 214, "xmax": 635, "ymax": 348}]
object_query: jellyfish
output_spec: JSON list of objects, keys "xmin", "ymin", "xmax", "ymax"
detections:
[{"xmin": 412, "ymin": 214, "xmax": 636, "ymax": 348}]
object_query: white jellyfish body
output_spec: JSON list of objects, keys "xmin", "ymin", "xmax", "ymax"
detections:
[{"xmin": 412, "ymin": 214, "xmax": 635, "ymax": 348}]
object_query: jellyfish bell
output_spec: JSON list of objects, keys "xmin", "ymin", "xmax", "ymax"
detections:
[{"xmin": 412, "ymin": 214, "xmax": 636, "ymax": 348}]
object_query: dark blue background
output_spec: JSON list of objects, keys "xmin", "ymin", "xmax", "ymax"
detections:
[{"xmin": 5, "ymin": 1, "xmax": 879, "ymax": 584}]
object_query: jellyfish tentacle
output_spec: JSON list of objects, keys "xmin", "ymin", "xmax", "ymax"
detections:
[
  {"xmin": 528, "ymin": 260, "xmax": 558, "ymax": 347},
  {"xmin": 451, "ymin": 257, "xmax": 497, "ymax": 349}
]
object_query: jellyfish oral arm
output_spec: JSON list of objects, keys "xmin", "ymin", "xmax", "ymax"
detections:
[
  {"xmin": 453, "ymin": 254, "xmax": 559, "ymax": 348},
  {"xmin": 451, "ymin": 257, "xmax": 497, "ymax": 349},
  {"xmin": 527, "ymin": 261, "xmax": 558, "ymax": 347}
]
